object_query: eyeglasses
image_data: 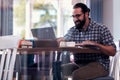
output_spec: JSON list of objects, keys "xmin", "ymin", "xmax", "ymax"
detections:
[{"xmin": 72, "ymin": 14, "xmax": 83, "ymax": 18}]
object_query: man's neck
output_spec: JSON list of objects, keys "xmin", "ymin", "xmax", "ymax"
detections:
[{"xmin": 83, "ymin": 18, "xmax": 90, "ymax": 31}]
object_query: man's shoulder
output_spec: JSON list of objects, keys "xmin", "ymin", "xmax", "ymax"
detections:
[{"xmin": 91, "ymin": 20, "xmax": 108, "ymax": 29}]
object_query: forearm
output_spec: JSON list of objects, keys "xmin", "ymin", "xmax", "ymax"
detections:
[
  {"xmin": 95, "ymin": 43, "xmax": 116, "ymax": 56},
  {"xmin": 79, "ymin": 40, "xmax": 116, "ymax": 56}
]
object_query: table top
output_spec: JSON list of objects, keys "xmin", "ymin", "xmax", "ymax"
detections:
[{"xmin": 18, "ymin": 47, "xmax": 101, "ymax": 54}]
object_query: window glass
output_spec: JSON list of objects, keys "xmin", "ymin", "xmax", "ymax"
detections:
[
  {"xmin": 32, "ymin": 0, "xmax": 57, "ymax": 37},
  {"xmin": 13, "ymin": 0, "xmax": 86, "ymax": 38},
  {"xmin": 32, "ymin": 0, "xmax": 75, "ymax": 37},
  {"xmin": 13, "ymin": 0, "xmax": 26, "ymax": 38}
]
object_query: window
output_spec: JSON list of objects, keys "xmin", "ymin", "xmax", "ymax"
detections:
[
  {"xmin": 13, "ymin": 0, "xmax": 26, "ymax": 38},
  {"xmin": 13, "ymin": 0, "xmax": 86, "ymax": 39}
]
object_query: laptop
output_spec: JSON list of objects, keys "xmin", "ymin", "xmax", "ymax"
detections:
[
  {"xmin": 31, "ymin": 27, "xmax": 56, "ymax": 40},
  {"xmin": 33, "ymin": 40, "xmax": 59, "ymax": 48},
  {"xmin": 31, "ymin": 27, "xmax": 59, "ymax": 48}
]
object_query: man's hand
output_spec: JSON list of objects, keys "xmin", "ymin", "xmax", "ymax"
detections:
[
  {"xmin": 56, "ymin": 37, "xmax": 65, "ymax": 43},
  {"xmin": 76, "ymin": 40, "xmax": 97, "ymax": 47},
  {"xmin": 79, "ymin": 40, "xmax": 96, "ymax": 46}
]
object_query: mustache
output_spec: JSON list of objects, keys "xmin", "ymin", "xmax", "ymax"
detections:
[
  {"xmin": 75, "ymin": 20, "xmax": 81, "ymax": 24},
  {"xmin": 75, "ymin": 19, "xmax": 85, "ymax": 30}
]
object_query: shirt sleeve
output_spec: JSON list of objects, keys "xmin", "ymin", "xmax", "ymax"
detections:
[
  {"xmin": 100, "ymin": 25, "xmax": 116, "ymax": 49},
  {"xmin": 64, "ymin": 27, "xmax": 75, "ymax": 41}
]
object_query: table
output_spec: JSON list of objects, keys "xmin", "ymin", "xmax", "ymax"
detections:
[
  {"xmin": 17, "ymin": 47, "xmax": 101, "ymax": 80},
  {"xmin": 18, "ymin": 47, "xmax": 100, "ymax": 54}
]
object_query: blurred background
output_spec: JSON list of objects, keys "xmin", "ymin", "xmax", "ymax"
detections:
[{"xmin": 0, "ymin": 0, "xmax": 120, "ymax": 49}]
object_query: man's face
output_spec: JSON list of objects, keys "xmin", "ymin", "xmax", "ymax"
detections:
[{"xmin": 72, "ymin": 8, "xmax": 86, "ymax": 30}]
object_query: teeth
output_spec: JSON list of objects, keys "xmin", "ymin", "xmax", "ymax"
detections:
[{"xmin": 76, "ymin": 22, "xmax": 80, "ymax": 24}]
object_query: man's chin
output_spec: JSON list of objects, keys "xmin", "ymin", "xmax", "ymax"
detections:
[
  {"xmin": 75, "ymin": 23, "xmax": 84, "ymax": 30},
  {"xmin": 75, "ymin": 26, "xmax": 83, "ymax": 30},
  {"xmin": 75, "ymin": 22, "xmax": 80, "ymax": 25}
]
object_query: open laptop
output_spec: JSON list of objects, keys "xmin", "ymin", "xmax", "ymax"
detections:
[
  {"xmin": 33, "ymin": 39, "xmax": 58, "ymax": 48},
  {"xmin": 31, "ymin": 27, "xmax": 56, "ymax": 40},
  {"xmin": 31, "ymin": 27, "xmax": 59, "ymax": 48}
]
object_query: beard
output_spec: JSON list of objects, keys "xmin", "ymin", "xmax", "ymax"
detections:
[{"xmin": 75, "ymin": 17, "xmax": 86, "ymax": 30}]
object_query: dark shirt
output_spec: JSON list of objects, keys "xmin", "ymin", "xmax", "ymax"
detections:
[{"xmin": 64, "ymin": 20, "xmax": 116, "ymax": 70}]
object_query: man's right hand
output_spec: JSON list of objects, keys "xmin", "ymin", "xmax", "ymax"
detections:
[{"xmin": 56, "ymin": 37, "xmax": 65, "ymax": 43}]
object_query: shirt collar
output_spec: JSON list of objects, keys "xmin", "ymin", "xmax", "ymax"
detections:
[{"xmin": 85, "ymin": 19, "xmax": 95, "ymax": 31}]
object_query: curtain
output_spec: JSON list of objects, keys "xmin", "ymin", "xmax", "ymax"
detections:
[
  {"xmin": 90, "ymin": 0, "xmax": 103, "ymax": 23},
  {"xmin": 0, "ymin": 0, "xmax": 13, "ymax": 36}
]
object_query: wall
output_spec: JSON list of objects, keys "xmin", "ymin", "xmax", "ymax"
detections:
[
  {"xmin": 103, "ymin": 0, "xmax": 113, "ymax": 35},
  {"xmin": 103, "ymin": 0, "xmax": 120, "ymax": 41},
  {"xmin": 113, "ymin": 0, "xmax": 120, "ymax": 41}
]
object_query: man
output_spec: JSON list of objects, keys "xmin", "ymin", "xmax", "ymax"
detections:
[{"xmin": 58, "ymin": 3, "xmax": 116, "ymax": 80}]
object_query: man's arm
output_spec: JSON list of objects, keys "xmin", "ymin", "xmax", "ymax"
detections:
[
  {"xmin": 95, "ymin": 43, "xmax": 116, "ymax": 56},
  {"xmin": 78, "ymin": 40, "xmax": 116, "ymax": 56},
  {"xmin": 57, "ymin": 38, "xmax": 116, "ymax": 56}
]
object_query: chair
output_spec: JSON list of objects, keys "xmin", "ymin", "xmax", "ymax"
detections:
[
  {"xmin": 0, "ymin": 35, "xmax": 20, "ymax": 80},
  {"xmin": 94, "ymin": 50, "xmax": 120, "ymax": 80},
  {"xmin": 109, "ymin": 50, "xmax": 120, "ymax": 80}
]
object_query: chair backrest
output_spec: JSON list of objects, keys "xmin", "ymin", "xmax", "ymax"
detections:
[
  {"xmin": 0, "ymin": 35, "xmax": 20, "ymax": 49},
  {"xmin": 0, "ymin": 35, "xmax": 20, "ymax": 80},
  {"xmin": 109, "ymin": 50, "xmax": 120, "ymax": 80}
]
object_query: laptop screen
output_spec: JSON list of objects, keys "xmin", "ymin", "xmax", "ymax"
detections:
[{"xmin": 31, "ymin": 27, "xmax": 56, "ymax": 40}]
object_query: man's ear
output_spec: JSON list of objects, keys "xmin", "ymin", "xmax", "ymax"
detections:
[{"xmin": 85, "ymin": 12, "xmax": 89, "ymax": 17}]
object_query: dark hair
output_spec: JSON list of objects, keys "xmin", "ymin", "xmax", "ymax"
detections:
[{"xmin": 73, "ymin": 3, "xmax": 90, "ymax": 13}]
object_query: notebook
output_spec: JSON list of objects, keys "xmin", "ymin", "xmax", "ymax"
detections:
[{"xmin": 31, "ymin": 27, "xmax": 56, "ymax": 40}]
